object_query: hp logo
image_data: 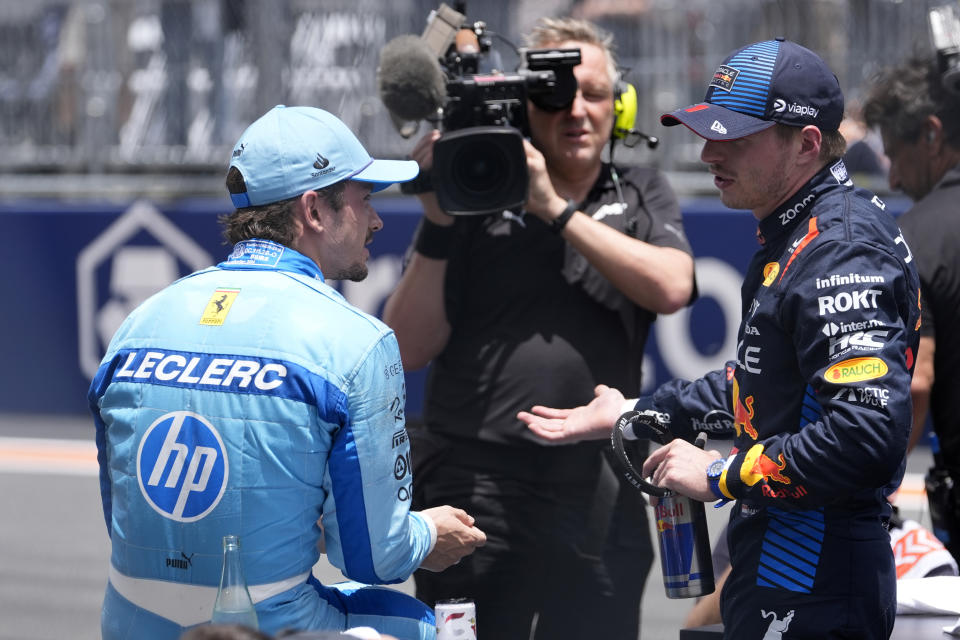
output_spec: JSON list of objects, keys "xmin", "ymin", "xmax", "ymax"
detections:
[{"xmin": 136, "ymin": 411, "xmax": 228, "ymax": 522}]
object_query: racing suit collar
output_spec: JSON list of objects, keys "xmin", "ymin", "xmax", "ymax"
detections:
[
  {"xmin": 756, "ymin": 159, "xmax": 851, "ymax": 246},
  {"xmin": 219, "ymin": 238, "xmax": 326, "ymax": 281}
]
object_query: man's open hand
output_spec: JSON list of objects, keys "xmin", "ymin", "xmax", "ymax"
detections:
[{"xmin": 517, "ymin": 384, "xmax": 627, "ymax": 444}]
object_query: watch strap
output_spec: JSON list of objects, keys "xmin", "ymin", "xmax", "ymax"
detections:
[
  {"xmin": 707, "ymin": 459, "xmax": 726, "ymax": 501},
  {"xmin": 707, "ymin": 457, "xmax": 734, "ymax": 508},
  {"xmin": 550, "ymin": 198, "xmax": 578, "ymax": 234}
]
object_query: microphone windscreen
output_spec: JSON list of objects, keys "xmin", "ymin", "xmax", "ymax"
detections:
[{"xmin": 378, "ymin": 35, "xmax": 446, "ymax": 123}]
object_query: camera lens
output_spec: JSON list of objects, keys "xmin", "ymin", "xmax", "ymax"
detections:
[
  {"xmin": 451, "ymin": 140, "xmax": 509, "ymax": 195},
  {"xmin": 433, "ymin": 126, "xmax": 528, "ymax": 215}
]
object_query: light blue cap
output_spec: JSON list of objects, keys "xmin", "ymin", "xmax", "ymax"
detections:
[{"xmin": 228, "ymin": 105, "xmax": 419, "ymax": 208}]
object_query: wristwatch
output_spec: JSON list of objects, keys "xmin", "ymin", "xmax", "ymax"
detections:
[
  {"xmin": 707, "ymin": 458, "xmax": 726, "ymax": 501},
  {"xmin": 549, "ymin": 198, "xmax": 579, "ymax": 234}
]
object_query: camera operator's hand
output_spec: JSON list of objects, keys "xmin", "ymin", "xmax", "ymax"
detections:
[
  {"xmin": 522, "ymin": 139, "xmax": 571, "ymax": 224},
  {"xmin": 519, "ymin": 141, "xmax": 695, "ymax": 314},
  {"xmin": 409, "ymin": 130, "xmax": 451, "ymax": 227},
  {"xmin": 409, "ymin": 129, "xmax": 440, "ymax": 171}
]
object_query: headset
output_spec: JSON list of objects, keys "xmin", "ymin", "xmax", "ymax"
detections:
[
  {"xmin": 612, "ymin": 79, "xmax": 659, "ymax": 149},
  {"xmin": 608, "ymin": 78, "xmax": 659, "ymax": 204}
]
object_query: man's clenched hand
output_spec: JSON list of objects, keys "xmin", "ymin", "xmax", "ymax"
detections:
[{"xmin": 419, "ymin": 506, "xmax": 486, "ymax": 572}]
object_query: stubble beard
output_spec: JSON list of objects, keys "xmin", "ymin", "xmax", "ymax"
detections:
[
  {"xmin": 719, "ymin": 154, "xmax": 793, "ymax": 214},
  {"xmin": 333, "ymin": 262, "xmax": 368, "ymax": 282}
]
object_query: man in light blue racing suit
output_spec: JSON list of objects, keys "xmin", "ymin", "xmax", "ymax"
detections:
[
  {"xmin": 519, "ymin": 40, "xmax": 921, "ymax": 639},
  {"xmin": 89, "ymin": 105, "xmax": 486, "ymax": 640}
]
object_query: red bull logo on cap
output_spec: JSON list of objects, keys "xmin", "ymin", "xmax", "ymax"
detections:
[{"xmin": 710, "ymin": 64, "xmax": 740, "ymax": 91}]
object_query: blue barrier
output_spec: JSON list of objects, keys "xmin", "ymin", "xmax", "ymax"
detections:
[{"xmin": 2, "ymin": 194, "xmax": 909, "ymax": 417}]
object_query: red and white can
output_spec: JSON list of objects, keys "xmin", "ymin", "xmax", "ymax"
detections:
[{"xmin": 435, "ymin": 598, "xmax": 477, "ymax": 639}]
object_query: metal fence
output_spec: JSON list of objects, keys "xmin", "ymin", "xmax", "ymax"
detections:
[{"xmin": 0, "ymin": 0, "xmax": 952, "ymax": 194}]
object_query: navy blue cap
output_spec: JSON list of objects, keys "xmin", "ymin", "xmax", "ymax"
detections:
[
  {"xmin": 660, "ymin": 39, "xmax": 844, "ymax": 141},
  {"xmin": 228, "ymin": 105, "xmax": 419, "ymax": 208}
]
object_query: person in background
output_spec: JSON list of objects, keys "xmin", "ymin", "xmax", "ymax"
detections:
[
  {"xmin": 520, "ymin": 38, "xmax": 921, "ymax": 639},
  {"xmin": 382, "ymin": 16, "xmax": 695, "ymax": 640},
  {"xmin": 839, "ymin": 99, "xmax": 888, "ymax": 178},
  {"xmin": 90, "ymin": 105, "xmax": 485, "ymax": 640},
  {"xmin": 863, "ymin": 55, "xmax": 960, "ymax": 565}
]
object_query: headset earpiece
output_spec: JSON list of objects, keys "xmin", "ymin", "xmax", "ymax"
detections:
[
  {"xmin": 612, "ymin": 81, "xmax": 638, "ymax": 141},
  {"xmin": 611, "ymin": 80, "xmax": 659, "ymax": 150}
]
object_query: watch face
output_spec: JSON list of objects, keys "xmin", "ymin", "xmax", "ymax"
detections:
[{"xmin": 708, "ymin": 459, "xmax": 725, "ymax": 477}]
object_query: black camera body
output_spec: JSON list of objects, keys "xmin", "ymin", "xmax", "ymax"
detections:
[
  {"xmin": 433, "ymin": 48, "xmax": 580, "ymax": 215},
  {"xmin": 440, "ymin": 48, "xmax": 581, "ymax": 133},
  {"xmin": 425, "ymin": 15, "xmax": 580, "ymax": 215}
]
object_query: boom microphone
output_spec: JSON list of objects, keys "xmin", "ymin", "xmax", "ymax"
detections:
[{"xmin": 378, "ymin": 35, "xmax": 447, "ymax": 134}]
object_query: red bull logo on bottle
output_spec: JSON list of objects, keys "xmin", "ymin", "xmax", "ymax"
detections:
[{"xmin": 655, "ymin": 492, "xmax": 715, "ymax": 598}]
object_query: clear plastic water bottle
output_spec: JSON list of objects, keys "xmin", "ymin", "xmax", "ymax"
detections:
[{"xmin": 211, "ymin": 534, "xmax": 259, "ymax": 628}]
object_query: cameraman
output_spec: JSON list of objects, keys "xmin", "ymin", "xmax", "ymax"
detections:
[
  {"xmin": 383, "ymin": 17, "xmax": 695, "ymax": 640},
  {"xmin": 863, "ymin": 55, "xmax": 960, "ymax": 564}
]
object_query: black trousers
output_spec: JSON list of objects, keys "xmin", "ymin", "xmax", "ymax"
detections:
[{"xmin": 412, "ymin": 446, "xmax": 654, "ymax": 640}]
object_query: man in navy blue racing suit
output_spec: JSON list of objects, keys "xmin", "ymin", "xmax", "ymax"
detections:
[
  {"xmin": 519, "ymin": 40, "xmax": 921, "ymax": 639},
  {"xmin": 89, "ymin": 106, "xmax": 486, "ymax": 640}
]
